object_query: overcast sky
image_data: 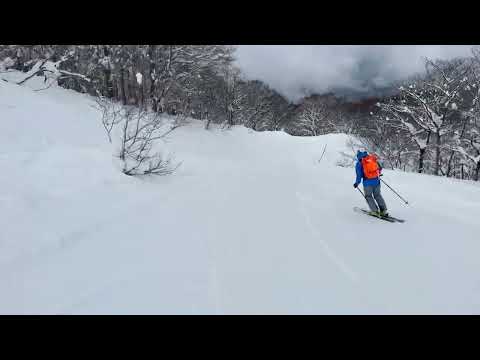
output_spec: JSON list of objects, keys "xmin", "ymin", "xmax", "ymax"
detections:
[{"xmin": 235, "ymin": 45, "xmax": 475, "ymax": 101}]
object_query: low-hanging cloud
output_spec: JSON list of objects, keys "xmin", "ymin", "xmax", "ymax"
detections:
[{"xmin": 235, "ymin": 45, "xmax": 475, "ymax": 101}]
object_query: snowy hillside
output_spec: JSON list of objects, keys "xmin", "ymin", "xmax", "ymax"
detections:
[{"xmin": 1, "ymin": 72, "xmax": 480, "ymax": 314}]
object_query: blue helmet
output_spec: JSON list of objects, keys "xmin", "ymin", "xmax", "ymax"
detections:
[{"xmin": 357, "ymin": 150, "xmax": 368, "ymax": 160}]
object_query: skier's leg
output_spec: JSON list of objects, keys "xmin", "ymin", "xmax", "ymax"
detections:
[
  {"xmin": 373, "ymin": 184, "xmax": 387, "ymax": 212},
  {"xmin": 363, "ymin": 185, "xmax": 379, "ymax": 212}
]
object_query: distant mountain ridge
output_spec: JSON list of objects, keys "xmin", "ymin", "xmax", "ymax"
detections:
[
  {"xmin": 293, "ymin": 83, "xmax": 400, "ymax": 116},
  {"xmin": 326, "ymin": 84, "xmax": 399, "ymax": 102}
]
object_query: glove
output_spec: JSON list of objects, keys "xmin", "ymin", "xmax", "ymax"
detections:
[
  {"xmin": 379, "ymin": 173, "xmax": 383, "ymax": 177},
  {"xmin": 353, "ymin": 183, "xmax": 359, "ymax": 188}
]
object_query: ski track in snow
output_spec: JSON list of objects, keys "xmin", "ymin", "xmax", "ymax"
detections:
[{"xmin": 296, "ymin": 191, "xmax": 359, "ymax": 284}]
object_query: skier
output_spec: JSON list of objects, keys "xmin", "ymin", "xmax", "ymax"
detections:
[{"xmin": 353, "ymin": 150, "xmax": 389, "ymax": 217}]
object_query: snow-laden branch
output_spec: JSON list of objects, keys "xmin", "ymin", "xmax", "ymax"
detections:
[{"xmin": 17, "ymin": 59, "xmax": 91, "ymax": 87}]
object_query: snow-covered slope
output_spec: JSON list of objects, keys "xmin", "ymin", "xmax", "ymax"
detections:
[{"xmin": 1, "ymin": 73, "xmax": 480, "ymax": 314}]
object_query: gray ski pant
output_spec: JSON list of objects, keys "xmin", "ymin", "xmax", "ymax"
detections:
[{"xmin": 364, "ymin": 184, "xmax": 387, "ymax": 212}]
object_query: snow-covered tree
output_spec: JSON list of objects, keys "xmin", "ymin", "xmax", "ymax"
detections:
[
  {"xmin": 376, "ymin": 58, "xmax": 472, "ymax": 175},
  {"xmin": 294, "ymin": 100, "xmax": 333, "ymax": 136}
]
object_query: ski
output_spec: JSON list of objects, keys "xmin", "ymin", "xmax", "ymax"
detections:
[{"xmin": 353, "ymin": 207, "xmax": 405, "ymax": 223}]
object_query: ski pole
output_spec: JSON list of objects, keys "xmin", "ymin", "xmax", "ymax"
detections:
[
  {"xmin": 356, "ymin": 187, "xmax": 366, "ymax": 198},
  {"xmin": 380, "ymin": 178, "xmax": 409, "ymax": 205},
  {"xmin": 318, "ymin": 143, "xmax": 327, "ymax": 164}
]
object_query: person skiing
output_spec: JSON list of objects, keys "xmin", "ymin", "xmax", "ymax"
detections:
[{"xmin": 353, "ymin": 150, "xmax": 388, "ymax": 217}]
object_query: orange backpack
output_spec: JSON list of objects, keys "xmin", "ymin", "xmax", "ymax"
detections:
[{"xmin": 361, "ymin": 154, "xmax": 380, "ymax": 179}]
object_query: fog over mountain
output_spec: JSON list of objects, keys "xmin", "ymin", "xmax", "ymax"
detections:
[{"xmin": 235, "ymin": 45, "xmax": 474, "ymax": 101}]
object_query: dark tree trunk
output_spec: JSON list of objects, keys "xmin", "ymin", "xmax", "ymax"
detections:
[
  {"xmin": 434, "ymin": 131, "xmax": 441, "ymax": 176},
  {"xmin": 418, "ymin": 147, "xmax": 426, "ymax": 173},
  {"xmin": 446, "ymin": 150, "xmax": 455, "ymax": 177},
  {"xmin": 102, "ymin": 46, "xmax": 113, "ymax": 98},
  {"xmin": 129, "ymin": 71, "xmax": 138, "ymax": 106},
  {"xmin": 103, "ymin": 68, "xmax": 113, "ymax": 98},
  {"xmin": 148, "ymin": 45, "xmax": 157, "ymax": 112},
  {"xmin": 139, "ymin": 75, "xmax": 144, "ymax": 109},
  {"xmin": 475, "ymin": 161, "xmax": 480, "ymax": 181},
  {"xmin": 418, "ymin": 131, "xmax": 431, "ymax": 174},
  {"xmin": 119, "ymin": 68, "xmax": 127, "ymax": 105}
]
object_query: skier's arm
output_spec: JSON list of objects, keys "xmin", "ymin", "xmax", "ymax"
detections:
[{"xmin": 355, "ymin": 162, "xmax": 363, "ymax": 185}]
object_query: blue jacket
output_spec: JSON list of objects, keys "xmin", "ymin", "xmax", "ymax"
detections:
[{"xmin": 355, "ymin": 151, "xmax": 380, "ymax": 187}]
